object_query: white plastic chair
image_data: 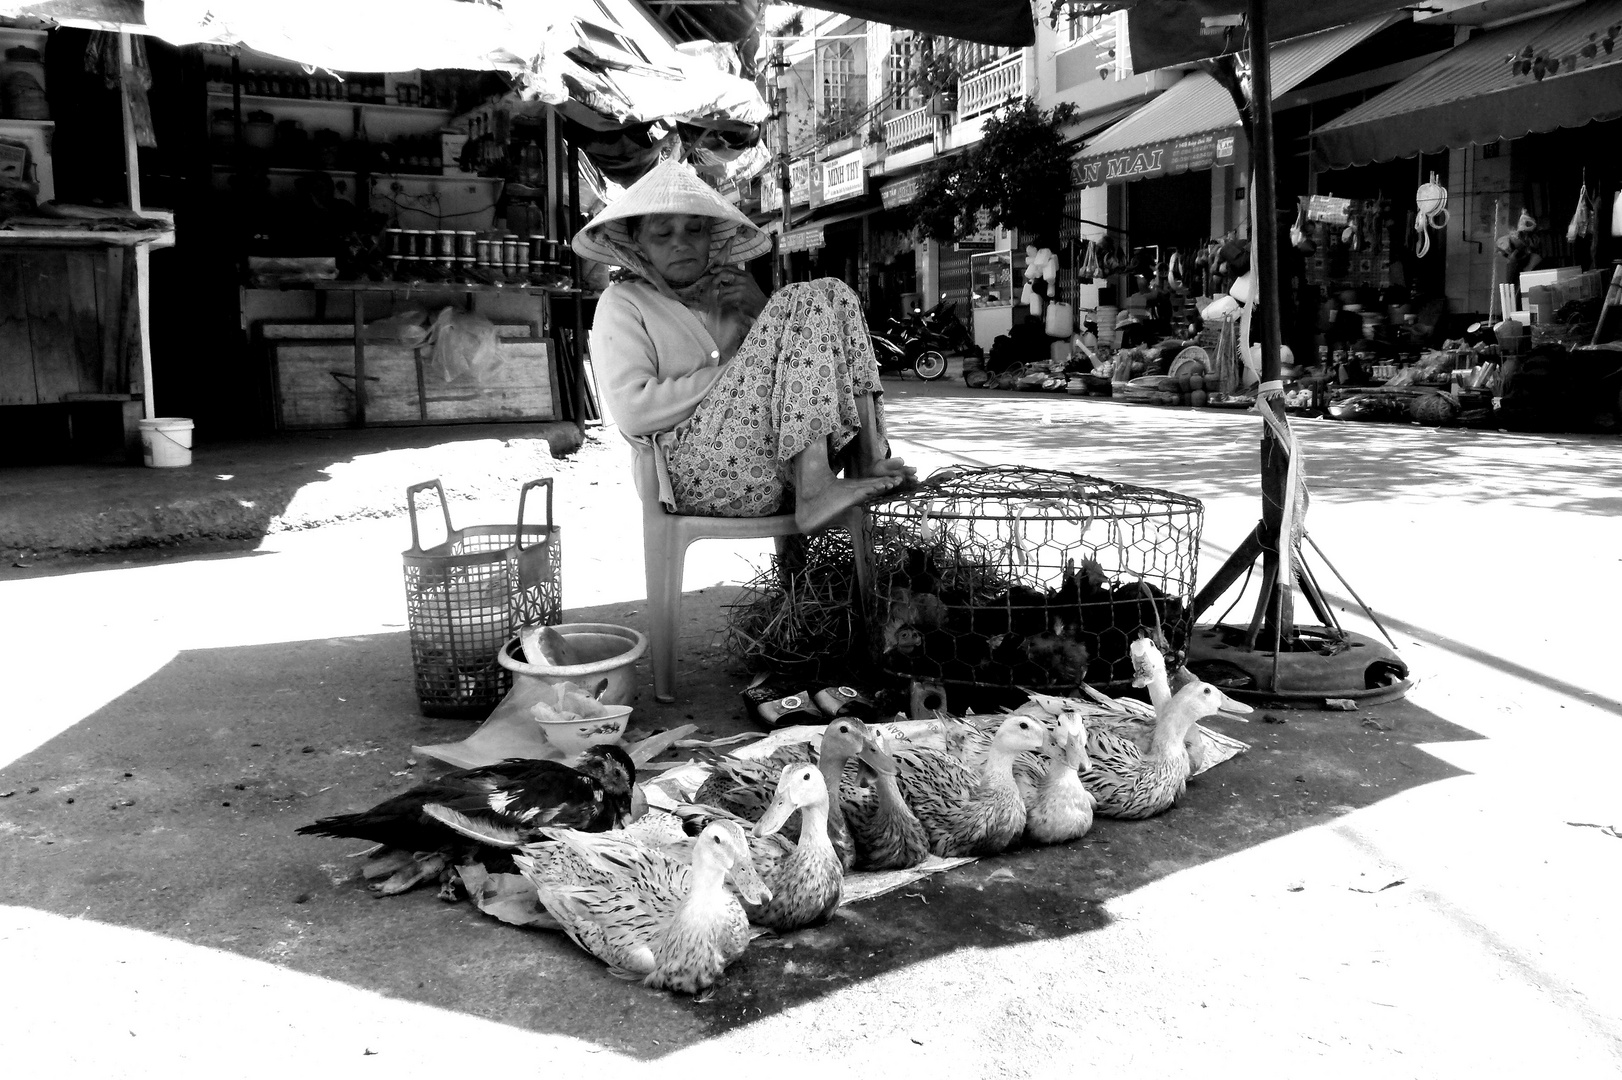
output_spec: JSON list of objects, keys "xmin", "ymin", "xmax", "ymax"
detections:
[{"xmin": 631, "ymin": 444, "xmax": 866, "ymax": 703}]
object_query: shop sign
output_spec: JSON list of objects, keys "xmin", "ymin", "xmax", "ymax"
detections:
[
  {"xmin": 1072, "ymin": 129, "xmax": 1237, "ymax": 188},
  {"xmin": 819, "ymin": 150, "xmax": 868, "ymax": 205},
  {"xmin": 1307, "ymin": 195, "xmax": 1351, "ymax": 225},
  {"xmin": 784, "ymin": 226, "xmax": 825, "ymax": 252},
  {"xmin": 761, "ymin": 157, "xmax": 813, "ymax": 213},
  {"xmin": 955, "ymin": 209, "xmax": 998, "ymax": 251},
  {"xmin": 880, "ymin": 175, "xmax": 922, "ymax": 210}
]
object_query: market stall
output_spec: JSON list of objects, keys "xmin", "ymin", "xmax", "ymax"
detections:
[
  {"xmin": 1, "ymin": 17, "xmax": 175, "ymax": 461},
  {"xmin": 0, "ymin": 0, "xmax": 770, "ymax": 455}
]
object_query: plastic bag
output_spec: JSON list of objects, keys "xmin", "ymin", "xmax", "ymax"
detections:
[
  {"xmin": 365, "ymin": 307, "xmax": 430, "ymax": 346},
  {"xmin": 427, "ymin": 306, "xmax": 502, "ymax": 384}
]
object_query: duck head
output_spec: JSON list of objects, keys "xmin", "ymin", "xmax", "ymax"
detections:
[
  {"xmin": 821, "ymin": 717, "xmax": 896, "ymax": 776},
  {"xmin": 992, "ymin": 715, "xmax": 1047, "ymax": 755},
  {"xmin": 1042, "ymin": 722, "xmax": 1092, "ymax": 773},
  {"xmin": 755, "ymin": 763, "xmax": 829, "ymax": 837},
  {"xmin": 1129, "ymin": 635, "xmax": 1169, "ymax": 690},
  {"xmin": 694, "ymin": 820, "xmax": 771, "ymax": 905},
  {"xmin": 576, "ymin": 744, "xmax": 639, "ymax": 825},
  {"xmin": 1166, "ymin": 681, "xmax": 1253, "ymax": 726}
]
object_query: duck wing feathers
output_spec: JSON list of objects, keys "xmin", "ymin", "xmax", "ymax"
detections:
[
  {"xmin": 1080, "ymin": 726, "xmax": 1186, "ymax": 820},
  {"xmin": 296, "ymin": 758, "xmax": 611, "ymax": 851},
  {"xmin": 891, "ymin": 747, "xmax": 1026, "ymax": 857}
]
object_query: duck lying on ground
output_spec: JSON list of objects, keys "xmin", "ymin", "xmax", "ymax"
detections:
[
  {"xmin": 516, "ymin": 819, "xmax": 768, "ymax": 995},
  {"xmin": 295, "ymin": 746, "xmax": 637, "ymax": 895}
]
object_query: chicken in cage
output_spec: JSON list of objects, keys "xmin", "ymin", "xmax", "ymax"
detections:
[{"xmin": 863, "ymin": 465, "xmax": 1204, "ymax": 694}]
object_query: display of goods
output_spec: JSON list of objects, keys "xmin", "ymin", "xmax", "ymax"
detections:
[{"xmin": 865, "ymin": 465, "xmax": 1204, "ymax": 695}]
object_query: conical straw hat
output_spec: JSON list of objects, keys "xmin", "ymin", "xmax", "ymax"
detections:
[{"xmin": 572, "ymin": 156, "xmax": 771, "ymax": 270}]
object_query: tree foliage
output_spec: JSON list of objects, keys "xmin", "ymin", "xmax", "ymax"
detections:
[{"xmin": 904, "ymin": 97, "xmax": 1081, "ymax": 246}]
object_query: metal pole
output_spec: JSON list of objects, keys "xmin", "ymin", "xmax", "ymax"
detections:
[
  {"xmin": 1247, "ymin": 0, "xmax": 1294, "ymax": 650},
  {"xmin": 1248, "ymin": 0, "xmax": 1283, "ymax": 386},
  {"xmin": 775, "ymin": 42, "xmax": 791, "ymax": 288}
]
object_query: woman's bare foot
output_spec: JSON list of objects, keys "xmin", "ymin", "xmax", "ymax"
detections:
[
  {"xmin": 860, "ymin": 455, "xmax": 916, "ymax": 481},
  {"xmin": 794, "ymin": 474, "xmax": 903, "ymax": 533}
]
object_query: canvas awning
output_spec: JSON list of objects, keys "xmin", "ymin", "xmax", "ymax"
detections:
[
  {"xmin": 1314, "ymin": 0, "xmax": 1622, "ymax": 168},
  {"xmin": 1072, "ymin": 13, "xmax": 1399, "ymax": 188},
  {"xmin": 800, "ymin": 0, "xmax": 1033, "ymax": 48},
  {"xmin": 1125, "ymin": 0, "xmax": 1413, "ymax": 74},
  {"xmin": 0, "ymin": 0, "xmax": 768, "ymax": 130}
]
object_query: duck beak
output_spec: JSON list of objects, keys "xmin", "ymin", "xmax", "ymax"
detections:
[
  {"xmin": 728, "ymin": 853, "xmax": 771, "ymax": 906},
  {"xmin": 1214, "ymin": 689, "xmax": 1253, "ymax": 718},
  {"xmin": 754, "ymin": 787, "xmax": 795, "ymax": 837},
  {"xmin": 857, "ymin": 742, "xmax": 897, "ymax": 776}
]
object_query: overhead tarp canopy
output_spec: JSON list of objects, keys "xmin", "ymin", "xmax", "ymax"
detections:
[
  {"xmin": 798, "ymin": 0, "xmax": 1033, "ymax": 47},
  {"xmin": 1072, "ymin": 13, "xmax": 1399, "ymax": 188},
  {"xmin": 1314, "ymin": 0, "xmax": 1622, "ymax": 168},
  {"xmin": 0, "ymin": 0, "xmax": 768, "ymax": 130},
  {"xmin": 1125, "ymin": 0, "xmax": 1413, "ymax": 73}
]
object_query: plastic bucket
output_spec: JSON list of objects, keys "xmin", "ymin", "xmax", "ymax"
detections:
[
  {"xmin": 498, "ymin": 622, "xmax": 647, "ymax": 707},
  {"xmin": 139, "ymin": 418, "xmax": 194, "ymax": 468}
]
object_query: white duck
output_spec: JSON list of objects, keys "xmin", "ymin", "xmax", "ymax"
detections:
[
  {"xmin": 514, "ymin": 819, "xmax": 769, "ymax": 995},
  {"xmin": 1082, "ymin": 680, "xmax": 1250, "ymax": 819}
]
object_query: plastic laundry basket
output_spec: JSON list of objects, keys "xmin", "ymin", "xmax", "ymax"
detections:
[{"xmin": 402, "ymin": 477, "xmax": 562, "ymax": 718}]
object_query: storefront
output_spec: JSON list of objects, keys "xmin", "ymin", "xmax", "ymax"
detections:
[
  {"xmin": 1308, "ymin": 0, "xmax": 1622, "ymax": 430},
  {"xmin": 1314, "ymin": 0, "xmax": 1622, "ymax": 322},
  {"xmin": 0, "ymin": 0, "xmax": 768, "ymax": 459},
  {"xmin": 1068, "ymin": 13, "xmax": 1426, "ymax": 326}
]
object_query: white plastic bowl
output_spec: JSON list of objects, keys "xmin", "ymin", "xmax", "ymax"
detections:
[
  {"xmin": 497, "ymin": 622, "xmax": 647, "ymax": 707},
  {"xmin": 529, "ymin": 701, "xmax": 634, "ymax": 758}
]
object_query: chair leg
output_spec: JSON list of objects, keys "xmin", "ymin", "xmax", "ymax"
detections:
[{"xmin": 644, "ymin": 516, "xmax": 689, "ymax": 704}]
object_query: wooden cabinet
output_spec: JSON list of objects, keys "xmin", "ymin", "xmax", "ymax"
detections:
[{"xmin": 0, "ymin": 243, "xmax": 139, "ymax": 407}]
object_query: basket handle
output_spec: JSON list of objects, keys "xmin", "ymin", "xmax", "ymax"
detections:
[
  {"xmin": 406, "ymin": 479, "xmax": 454, "ymax": 552},
  {"xmin": 516, "ymin": 477, "xmax": 554, "ymax": 543}
]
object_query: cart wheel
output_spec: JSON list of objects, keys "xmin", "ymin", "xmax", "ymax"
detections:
[{"xmin": 914, "ymin": 350, "xmax": 948, "ymax": 381}]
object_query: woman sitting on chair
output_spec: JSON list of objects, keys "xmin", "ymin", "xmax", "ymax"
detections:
[{"xmin": 577, "ymin": 157, "xmax": 912, "ymax": 532}]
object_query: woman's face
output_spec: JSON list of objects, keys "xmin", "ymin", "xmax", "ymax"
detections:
[{"xmin": 633, "ymin": 213, "xmax": 712, "ymax": 286}]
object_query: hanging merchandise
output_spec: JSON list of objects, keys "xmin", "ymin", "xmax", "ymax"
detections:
[
  {"xmin": 1413, "ymin": 173, "xmax": 1449, "ymax": 257},
  {"xmin": 1566, "ymin": 176, "xmax": 1594, "ymax": 243},
  {"xmin": 1022, "ymin": 245, "xmax": 1058, "ymax": 316},
  {"xmin": 1291, "ymin": 198, "xmax": 1315, "ymax": 254},
  {"xmin": 1612, "ymin": 189, "xmax": 1622, "ymax": 237},
  {"xmin": 1167, "ymin": 249, "xmax": 1184, "ymax": 289},
  {"xmin": 1078, "ymin": 238, "xmax": 1100, "ymax": 283},
  {"xmin": 1495, "ymin": 207, "xmax": 1543, "ymax": 278}
]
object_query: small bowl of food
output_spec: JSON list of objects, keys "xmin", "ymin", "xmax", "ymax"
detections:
[{"xmin": 526, "ymin": 679, "xmax": 633, "ymax": 758}]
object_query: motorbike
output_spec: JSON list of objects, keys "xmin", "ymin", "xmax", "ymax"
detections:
[
  {"xmin": 914, "ymin": 297, "xmax": 983, "ymax": 364},
  {"xmin": 869, "ymin": 312, "xmax": 948, "ymax": 381}
]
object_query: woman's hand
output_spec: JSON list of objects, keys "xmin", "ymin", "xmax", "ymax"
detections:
[{"xmin": 714, "ymin": 268, "xmax": 769, "ymax": 323}]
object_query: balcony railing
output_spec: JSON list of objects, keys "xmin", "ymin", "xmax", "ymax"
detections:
[
  {"xmin": 957, "ymin": 55, "xmax": 1025, "ymax": 120},
  {"xmin": 884, "ymin": 105, "xmax": 939, "ymax": 152}
]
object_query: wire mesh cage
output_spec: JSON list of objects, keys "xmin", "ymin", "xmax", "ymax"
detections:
[
  {"xmin": 864, "ymin": 465, "xmax": 1204, "ymax": 695},
  {"xmin": 403, "ymin": 478, "xmax": 562, "ymax": 718}
]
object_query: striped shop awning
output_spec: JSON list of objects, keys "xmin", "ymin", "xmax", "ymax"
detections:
[
  {"xmin": 1071, "ymin": 12, "xmax": 1401, "ymax": 188},
  {"xmin": 1314, "ymin": 0, "xmax": 1622, "ymax": 168}
]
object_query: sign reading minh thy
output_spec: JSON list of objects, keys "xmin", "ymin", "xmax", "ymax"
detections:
[{"xmin": 1072, "ymin": 130, "xmax": 1237, "ymax": 188}]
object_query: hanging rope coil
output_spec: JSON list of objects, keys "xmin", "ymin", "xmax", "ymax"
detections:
[{"xmin": 1414, "ymin": 172, "xmax": 1449, "ymax": 257}]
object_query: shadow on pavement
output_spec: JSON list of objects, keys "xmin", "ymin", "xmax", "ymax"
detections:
[
  {"xmin": 0, "ymin": 587, "xmax": 1480, "ymax": 1057},
  {"xmin": 888, "ymin": 388, "xmax": 1622, "ymax": 517}
]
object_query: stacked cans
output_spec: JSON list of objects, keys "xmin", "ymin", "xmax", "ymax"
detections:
[{"xmin": 381, "ymin": 227, "xmax": 571, "ymax": 283}]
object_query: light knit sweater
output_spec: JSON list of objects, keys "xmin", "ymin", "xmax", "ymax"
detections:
[{"xmin": 590, "ymin": 280, "xmax": 725, "ymax": 437}]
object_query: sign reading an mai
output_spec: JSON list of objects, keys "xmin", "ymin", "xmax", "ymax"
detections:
[{"xmin": 1072, "ymin": 130, "xmax": 1237, "ymax": 188}]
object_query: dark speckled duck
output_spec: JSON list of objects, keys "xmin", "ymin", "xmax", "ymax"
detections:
[{"xmin": 297, "ymin": 746, "xmax": 637, "ymax": 895}]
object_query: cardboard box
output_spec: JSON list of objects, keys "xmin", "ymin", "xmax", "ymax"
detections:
[{"xmin": 1519, "ymin": 266, "xmax": 1582, "ymax": 291}]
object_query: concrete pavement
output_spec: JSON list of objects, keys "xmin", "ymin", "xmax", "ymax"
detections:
[{"xmin": 1, "ymin": 379, "xmax": 1620, "ymax": 1078}]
